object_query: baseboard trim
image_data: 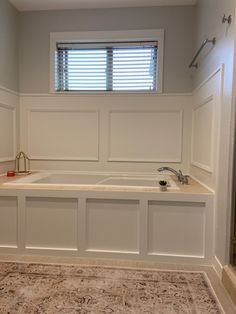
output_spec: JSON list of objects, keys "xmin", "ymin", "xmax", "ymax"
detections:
[
  {"xmin": 222, "ymin": 265, "xmax": 236, "ymax": 306},
  {"xmin": 213, "ymin": 255, "xmax": 223, "ymax": 278}
]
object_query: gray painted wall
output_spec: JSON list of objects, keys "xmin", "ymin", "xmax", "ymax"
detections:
[
  {"xmin": 0, "ymin": 0, "xmax": 19, "ymax": 91},
  {"xmin": 193, "ymin": 0, "xmax": 235, "ymax": 266},
  {"xmin": 19, "ymin": 6, "xmax": 195, "ymax": 94}
]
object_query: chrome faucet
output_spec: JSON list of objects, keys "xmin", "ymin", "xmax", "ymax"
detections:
[{"xmin": 157, "ymin": 167, "xmax": 189, "ymax": 185}]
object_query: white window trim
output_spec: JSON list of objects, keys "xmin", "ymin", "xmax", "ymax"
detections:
[{"xmin": 50, "ymin": 29, "xmax": 164, "ymax": 94}]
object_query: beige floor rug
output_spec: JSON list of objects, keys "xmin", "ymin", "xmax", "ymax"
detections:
[{"xmin": 0, "ymin": 262, "xmax": 223, "ymax": 313}]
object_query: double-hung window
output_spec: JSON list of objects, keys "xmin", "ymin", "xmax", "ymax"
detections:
[{"xmin": 51, "ymin": 30, "xmax": 163, "ymax": 93}]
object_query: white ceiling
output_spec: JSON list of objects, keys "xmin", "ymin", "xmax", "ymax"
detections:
[{"xmin": 9, "ymin": 0, "xmax": 197, "ymax": 12}]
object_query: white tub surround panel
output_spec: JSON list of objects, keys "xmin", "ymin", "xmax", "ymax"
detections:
[
  {"xmin": 28, "ymin": 110, "xmax": 99, "ymax": 161},
  {"xmin": 0, "ymin": 86, "xmax": 18, "ymax": 173},
  {"xmin": 20, "ymin": 93, "xmax": 191, "ymax": 173},
  {"xmin": 192, "ymin": 96, "xmax": 215, "ymax": 172},
  {"xmin": 148, "ymin": 201, "xmax": 205, "ymax": 258},
  {"xmin": 0, "ymin": 187, "xmax": 213, "ymax": 264},
  {"xmin": 190, "ymin": 66, "xmax": 227, "ymax": 271},
  {"xmin": 108, "ymin": 110, "xmax": 182, "ymax": 162},
  {"xmin": 0, "ymin": 104, "xmax": 16, "ymax": 161},
  {"xmin": 86, "ymin": 199, "xmax": 139, "ymax": 254},
  {"xmin": 190, "ymin": 66, "xmax": 223, "ymax": 190},
  {"xmin": 0, "ymin": 196, "xmax": 18, "ymax": 248},
  {"xmin": 0, "ymin": 0, "xmax": 19, "ymax": 173},
  {"xmin": 25, "ymin": 197, "xmax": 78, "ymax": 251}
]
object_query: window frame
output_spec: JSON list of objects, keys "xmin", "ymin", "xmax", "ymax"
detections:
[{"xmin": 50, "ymin": 29, "xmax": 164, "ymax": 94}]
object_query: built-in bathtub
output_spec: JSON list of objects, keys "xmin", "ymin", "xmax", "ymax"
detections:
[
  {"xmin": 0, "ymin": 172, "xmax": 213, "ymax": 265},
  {"xmin": 4, "ymin": 172, "xmax": 178, "ymax": 190}
]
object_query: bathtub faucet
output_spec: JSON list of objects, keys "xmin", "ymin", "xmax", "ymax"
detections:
[{"xmin": 157, "ymin": 167, "xmax": 189, "ymax": 185}]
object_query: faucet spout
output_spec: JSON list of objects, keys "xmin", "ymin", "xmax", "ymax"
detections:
[
  {"xmin": 157, "ymin": 167, "xmax": 189, "ymax": 185},
  {"xmin": 158, "ymin": 167, "xmax": 180, "ymax": 177}
]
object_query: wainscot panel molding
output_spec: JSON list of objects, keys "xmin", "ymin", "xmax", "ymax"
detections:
[
  {"xmin": 0, "ymin": 189, "xmax": 214, "ymax": 265},
  {"xmin": 27, "ymin": 109, "xmax": 99, "ymax": 161},
  {"xmin": 191, "ymin": 95, "xmax": 215, "ymax": 173},
  {"xmin": 25, "ymin": 197, "xmax": 78, "ymax": 250},
  {"xmin": 148, "ymin": 200, "xmax": 205, "ymax": 257},
  {"xmin": 108, "ymin": 110, "xmax": 183, "ymax": 163},
  {"xmin": 0, "ymin": 104, "xmax": 16, "ymax": 162},
  {"xmin": 19, "ymin": 94, "xmax": 192, "ymax": 173},
  {"xmin": 0, "ymin": 86, "xmax": 18, "ymax": 164},
  {"xmin": 86, "ymin": 199, "xmax": 139, "ymax": 253},
  {"xmin": 0, "ymin": 196, "xmax": 18, "ymax": 248},
  {"xmin": 190, "ymin": 66, "xmax": 224, "ymax": 191}
]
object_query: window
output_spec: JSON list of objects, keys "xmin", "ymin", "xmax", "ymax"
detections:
[{"xmin": 51, "ymin": 30, "xmax": 164, "ymax": 93}]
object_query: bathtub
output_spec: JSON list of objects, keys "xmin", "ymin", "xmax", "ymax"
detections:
[
  {"xmin": 4, "ymin": 172, "xmax": 178, "ymax": 189},
  {"xmin": 0, "ymin": 171, "xmax": 213, "ymax": 265}
]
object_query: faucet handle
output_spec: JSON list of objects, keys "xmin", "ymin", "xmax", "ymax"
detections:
[
  {"xmin": 182, "ymin": 175, "xmax": 189, "ymax": 185},
  {"xmin": 184, "ymin": 175, "xmax": 189, "ymax": 184},
  {"xmin": 178, "ymin": 170, "xmax": 189, "ymax": 184}
]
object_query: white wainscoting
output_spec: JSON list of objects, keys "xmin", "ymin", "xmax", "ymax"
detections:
[
  {"xmin": 25, "ymin": 197, "xmax": 78, "ymax": 251},
  {"xmin": 191, "ymin": 95, "xmax": 215, "ymax": 172},
  {"xmin": 0, "ymin": 189, "xmax": 214, "ymax": 264},
  {"xmin": 108, "ymin": 110, "xmax": 183, "ymax": 162},
  {"xmin": 0, "ymin": 196, "xmax": 18, "ymax": 248},
  {"xmin": 190, "ymin": 66, "xmax": 223, "ymax": 190},
  {"xmin": 0, "ymin": 104, "xmax": 16, "ymax": 161},
  {"xmin": 0, "ymin": 86, "xmax": 18, "ymax": 165},
  {"xmin": 28, "ymin": 109, "xmax": 99, "ymax": 160},
  {"xmin": 86, "ymin": 199, "xmax": 139, "ymax": 253},
  {"xmin": 20, "ymin": 94, "xmax": 191, "ymax": 173},
  {"xmin": 148, "ymin": 201, "xmax": 205, "ymax": 257}
]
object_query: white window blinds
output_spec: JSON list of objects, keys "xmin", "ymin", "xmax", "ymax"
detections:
[{"xmin": 55, "ymin": 42, "xmax": 158, "ymax": 92}]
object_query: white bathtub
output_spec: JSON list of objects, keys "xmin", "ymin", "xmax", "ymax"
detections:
[
  {"xmin": 0, "ymin": 171, "xmax": 213, "ymax": 265},
  {"xmin": 5, "ymin": 172, "xmax": 179, "ymax": 189}
]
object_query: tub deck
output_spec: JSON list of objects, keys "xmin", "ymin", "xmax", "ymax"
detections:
[{"xmin": 0, "ymin": 171, "xmax": 211, "ymax": 194}]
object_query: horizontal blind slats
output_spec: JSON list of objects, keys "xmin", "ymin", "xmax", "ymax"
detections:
[{"xmin": 55, "ymin": 42, "xmax": 157, "ymax": 91}]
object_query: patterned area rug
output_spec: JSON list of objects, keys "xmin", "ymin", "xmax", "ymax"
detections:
[{"xmin": 0, "ymin": 262, "xmax": 223, "ymax": 313}]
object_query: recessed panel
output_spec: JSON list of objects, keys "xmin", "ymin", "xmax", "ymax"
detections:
[
  {"xmin": 0, "ymin": 197, "xmax": 17, "ymax": 247},
  {"xmin": 108, "ymin": 111, "xmax": 182, "ymax": 162},
  {"xmin": 192, "ymin": 97, "xmax": 214, "ymax": 172},
  {"xmin": 0, "ymin": 105, "xmax": 15, "ymax": 160},
  {"xmin": 148, "ymin": 201, "xmax": 205, "ymax": 257},
  {"xmin": 86, "ymin": 199, "xmax": 139, "ymax": 253},
  {"xmin": 28, "ymin": 110, "xmax": 99, "ymax": 160},
  {"xmin": 26, "ymin": 197, "xmax": 78, "ymax": 250}
]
